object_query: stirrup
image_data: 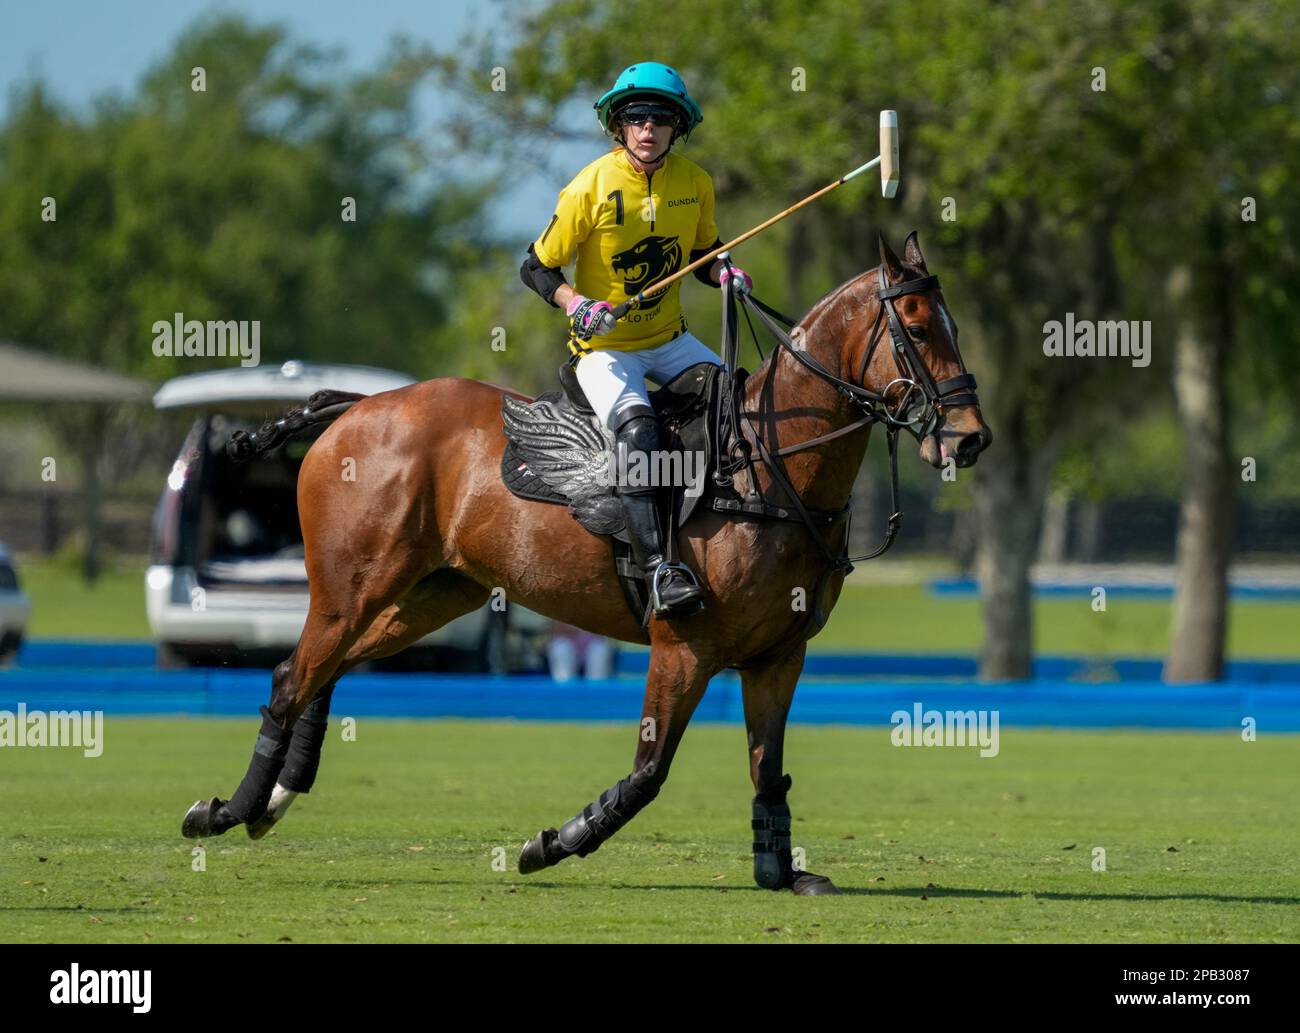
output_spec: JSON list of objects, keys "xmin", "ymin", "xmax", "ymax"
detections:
[{"xmin": 649, "ymin": 561, "xmax": 704, "ymax": 616}]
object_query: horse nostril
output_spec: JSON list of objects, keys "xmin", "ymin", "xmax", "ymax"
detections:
[{"xmin": 956, "ymin": 432, "xmax": 985, "ymax": 457}]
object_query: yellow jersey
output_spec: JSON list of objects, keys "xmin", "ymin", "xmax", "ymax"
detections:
[{"xmin": 531, "ymin": 148, "xmax": 721, "ymax": 355}]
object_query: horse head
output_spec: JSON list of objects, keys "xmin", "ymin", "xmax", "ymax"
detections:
[{"xmin": 840, "ymin": 231, "xmax": 992, "ymax": 469}]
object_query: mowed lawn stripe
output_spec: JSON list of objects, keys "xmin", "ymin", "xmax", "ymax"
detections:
[{"xmin": 2, "ymin": 719, "xmax": 1297, "ymax": 943}]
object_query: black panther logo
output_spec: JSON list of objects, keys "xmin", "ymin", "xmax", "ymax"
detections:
[{"xmin": 611, "ymin": 235, "xmax": 681, "ymax": 310}]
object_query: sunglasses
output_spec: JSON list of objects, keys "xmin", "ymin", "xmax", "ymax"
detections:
[{"xmin": 617, "ymin": 105, "xmax": 682, "ymax": 129}]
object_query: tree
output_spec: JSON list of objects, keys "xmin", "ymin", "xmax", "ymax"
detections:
[
  {"xmin": 0, "ymin": 15, "xmax": 498, "ymax": 576},
  {"xmin": 432, "ymin": 0, "xmax": 1299, "ymax": 679}
]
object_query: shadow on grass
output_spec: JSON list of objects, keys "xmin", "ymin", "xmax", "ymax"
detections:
[
  {"xmin": 540, "ymin": 884, "xmax": 1300, "ymax": 905},
  {"xmin": 0, "ymin": 906, "xmax": 152, "ymax": 913},
  {"xmin": 244, "ymin": 878, "xmax": 1300, "ymax": 906}
]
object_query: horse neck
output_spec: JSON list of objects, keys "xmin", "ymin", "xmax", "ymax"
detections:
[{"xmin": 739, "ymin": 281, "xmax": 877, "ymax": 512}]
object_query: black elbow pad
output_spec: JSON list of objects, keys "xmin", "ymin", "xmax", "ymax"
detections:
[
  {"xmin": 690, "ymin": 238, "xmax": 724, "ymax": 287},
  {"xmin": 520, "ymin": 243, "xmax": 568, "ymax": 307}
]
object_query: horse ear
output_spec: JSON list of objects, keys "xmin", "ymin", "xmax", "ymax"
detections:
[
  {"xmin": 903, "ymin": 230, "xmax": 928, "ymax": 271},
  {"xmin": 878, "ymin": 231, "xmax": 905, "ymax": 283}
]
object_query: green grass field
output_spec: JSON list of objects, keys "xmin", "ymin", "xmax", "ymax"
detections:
[
  {"xmin": 2, "ymin": 719, "xmax": 1297, "ymax": 943},
  {"xmin": 16, "ymin": 554, "xmax": 1300, "ymax": 658}
]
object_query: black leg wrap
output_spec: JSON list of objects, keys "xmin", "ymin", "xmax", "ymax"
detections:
[
  {"xmin": 752, "ymin": 773, "xmax": 794, "ymax": 890},
  {"xmin": 556, "ymin": 771, "xmax": 660, "ymax": 859},
  {"xmin": 226, "ymin": 707, "xmax": 293, "ymax": 823},
  {"xmin": 278, "ymin": 695, "xmax": 330, "ymax": 793}
]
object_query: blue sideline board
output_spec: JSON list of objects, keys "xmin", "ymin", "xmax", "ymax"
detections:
[{"xmin": 3, "ymin": 665, "xmax": 1299, "ymax": 731}]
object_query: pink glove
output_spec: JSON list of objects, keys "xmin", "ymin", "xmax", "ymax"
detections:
[
  {"xmin": 719, "ymin": 265, "xmax": 753, "ymax": 295},
  {"xmin": 565, "ymin": 295, "xmax": 616, "ymax": 338}
]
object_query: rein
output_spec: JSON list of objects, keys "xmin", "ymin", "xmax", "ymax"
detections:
[{"xmin": 711, "ymin": 261, "xmax": 980, "ymax": 639}]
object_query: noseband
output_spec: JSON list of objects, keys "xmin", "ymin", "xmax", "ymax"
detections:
[
  {"xmin": 866, "ymin": 269, "xmax": 979, "ymax": 440},
  {"xmin": 710, "ymin": 260, "xmax": 983, "ymax": 595},
  {"xmin": 754, "ymin": 267, "xmax": 980, "ymax": 443}
]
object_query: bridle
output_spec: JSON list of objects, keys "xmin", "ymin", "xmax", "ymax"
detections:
[
  {"xmin": 745, "ymin": 267, "xmax": 979, "ymax": 447},
  {"xmin": 708, "ymin": 260, "xmax": 981, "ymax": 638}
]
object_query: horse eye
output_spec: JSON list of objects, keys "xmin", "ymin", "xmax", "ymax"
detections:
[{"xmin": 907, "ymin": 325, "xmax": 927, "ymax": 342}]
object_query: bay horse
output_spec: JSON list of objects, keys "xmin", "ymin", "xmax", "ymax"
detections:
[{"xmin": 181, "ymin": 231, "xmax": 991, "ymax": 895}]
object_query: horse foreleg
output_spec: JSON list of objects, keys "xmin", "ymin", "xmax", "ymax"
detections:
[
  {"xmin": 518, "ymin": 641, "xmax": 718, "ymax": 874},
  {"xmin": 740, "ymin": 643, "xmax": 841, "ymax": 895}
]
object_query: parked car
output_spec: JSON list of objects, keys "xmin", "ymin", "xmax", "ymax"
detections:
[
  {"xmin": 145, "ymin": 360, "xmax": 549, "ymax": 671},
  {"xmin": 0, "ymin": 542, "xmax": 31, "ymax": 662}
]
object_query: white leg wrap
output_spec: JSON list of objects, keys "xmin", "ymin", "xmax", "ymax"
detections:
[{"xmin": 267, "ymin": 784, "xmax": 298, "ymax": 820}]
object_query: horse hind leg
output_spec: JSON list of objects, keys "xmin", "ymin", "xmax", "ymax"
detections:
[
  {"xmin": 244, "ymin": 570, "xmax": 490, "ymax": 840},
  {"xmin": 182, "ymin": 557, "xmax": 441, "ymax": 840},
  {"xmin": 181, "ymin": 604, "xmax": 365, "ymax": 839},
  {"xmin": 244, "ymin": 670, "xmax": 334, "ymax": 840}
]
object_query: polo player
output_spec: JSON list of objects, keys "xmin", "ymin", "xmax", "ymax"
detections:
[{"xmin": 519, "ymin": 61, "xmax": 752, "ymax": 619}]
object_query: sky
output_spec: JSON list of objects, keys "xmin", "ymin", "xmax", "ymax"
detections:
[{"xmin": 0, "ymin": 0, "xmax": 600, "ymax": 240}]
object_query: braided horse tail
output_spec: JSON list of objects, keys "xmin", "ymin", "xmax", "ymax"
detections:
[{"xmin": 226, "ymin": 390, "xmax": 366, "ymax": 464}]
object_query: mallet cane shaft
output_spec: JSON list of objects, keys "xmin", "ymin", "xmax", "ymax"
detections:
[{"xmin": 608, "ymin": 110, "xmax": 899, "ymax": 323}]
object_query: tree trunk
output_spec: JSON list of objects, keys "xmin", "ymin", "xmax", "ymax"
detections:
[
  {"xmin": 41, "ymin": 492, "xmax": 61, "ymax": 554},
  {"xmin": 1037, "ymin": 488, "xmax": 1070, "ymax": 565},
  {"xmin": 1075, "ymin": 499, "xmax": 1102, "ymax": 562},
  {"xmin": 1164, "ymin": 267, "xmax": 1233, "ymax": 682},
  {"xmin": 79, "ymin": 407, "xmax": 107, "ymax": 583},
  {"xmin": 974, "ymin": 417, "xmax": 1056, "ymax": 680},
  {"xmin": 52, "ymin": 407, "xmax": 109, "ymax": 583}
]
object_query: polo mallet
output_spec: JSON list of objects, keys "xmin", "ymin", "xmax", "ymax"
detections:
[{"xmin": 604, "ymin": 109, "xmax": 900, "ymax": 325}]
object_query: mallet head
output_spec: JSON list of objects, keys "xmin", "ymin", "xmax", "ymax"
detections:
[{"xmin": 880, "ymin": 110, "xmax": 899, "ymax": 198}]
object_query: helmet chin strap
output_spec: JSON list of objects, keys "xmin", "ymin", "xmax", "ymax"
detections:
[{"xmin": 621, "ymin": 128, "xmax": 677, "ymax": 168}]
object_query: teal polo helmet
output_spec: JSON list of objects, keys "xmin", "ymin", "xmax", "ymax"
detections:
[{"xmin": 595, "ymin": 62, "xmax": 703, "ymax": 141}]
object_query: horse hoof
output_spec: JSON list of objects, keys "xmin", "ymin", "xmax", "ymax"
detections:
[
  {"xmin": 791, "ymin": 871, "xmax": 842, "ymax": 896},
  {"xmin": 518, "ymin": 828, "xmax": 561, "ymax": 874},
  {"xmin": 246, "ymin": 813, "xmax": 275, "ymax": 840},
  {"xmin": 182, "ymin": 796, "xmax": 227, "ymax": 839}
]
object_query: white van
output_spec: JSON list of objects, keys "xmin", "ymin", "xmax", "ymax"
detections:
[{"xmin": 145, "ymin": 360, "xmax": 548, "ymax": 671}]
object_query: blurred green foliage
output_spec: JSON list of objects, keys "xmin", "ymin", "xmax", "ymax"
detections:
[
  {"xmin": 0, "ymin": 15, "xmax": 491, "ymax": 380},
  {"xmin": 436, "ymin": 0, "xmax": 1300, "ymax": 497},
  {"xmin": 1, "ymin": 1, "xmax": 1296, "ymax": 504}
]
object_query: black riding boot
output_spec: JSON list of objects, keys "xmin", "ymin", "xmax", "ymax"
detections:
[
  {"xmin": 621, "ymin": 490, "xmax": 704, "ymax": 617},
  {"xmin": 615, "ymin": 414, "xmax": 704, "ymax": 619}
]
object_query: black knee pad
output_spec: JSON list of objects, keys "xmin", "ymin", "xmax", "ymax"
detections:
[
  {"xmin": 227, "ymin": 707, "xmax": 293, "ymax": 822},
  {"xmin": 614, "ymin": 413, "xmax": 662, "ymax": 454},
  {"xmin": 279, "ymin": 694, "xmax": 331, "ymax": 794}
]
